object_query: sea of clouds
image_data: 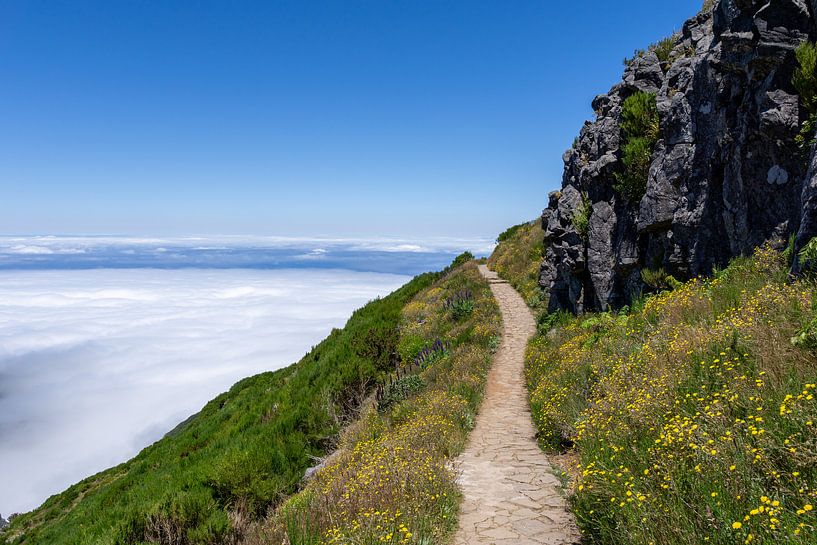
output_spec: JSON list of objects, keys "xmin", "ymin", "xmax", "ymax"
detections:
[
  {"xmin": 0, "ymin": 235, "xmax": 496, "ymax": 274},
  {"xmin": 0, "ymin": 266, "xmax": 412, "ymax": 516}
]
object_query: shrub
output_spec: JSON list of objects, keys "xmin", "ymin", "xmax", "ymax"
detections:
[
  {"xmin": 447, "ymin": 251, "xmax": 474, "ymax": 271},
  {"xmin": 537, "ymin": 310, "xmax": 573, "ymax": 335},
  {"xmin": 623, "ymin": 34, "xmax": 677, "ymax": 71},
  {"xmin": 793, "ymin": 41, "xmax": 817, "ymax": 148},
  {"xmin": 444, "ymin": 290, "xmax": 474, "ymax": 320},
  {"xmin": 571, "ymin": 193, "xmax": 591, "ymax": 240},
  {"xmin": 791, "ymin": 316, "xmax": 817, "ymax": 350},
  {"xmin": 412, "ymin": 339, "xmax": 449, "ymax": 369},
  {"xmin": 652, "ymin": 36, "xmax": 675, "ymax": 71},
  {"xmin": 377, "ymin": 375, "xmax": 425, "ymax": 411},
  {"xmin": 799, "ymin": 236, "xmax": 817, "ymax": 272},
  {"xmin": 615, "ymin": 92, "xmax": 659, "ymax": 201},
  {"xmin": 497, "ymin": 223, "xmax": 525, "ymax": 243},
  {"xmin": 641, "ymin": 267, "xmax": 681, "ymax": 291},
  {"xmin": 620, "ymin": 92, "xmax": 660, "ymax": 141}
]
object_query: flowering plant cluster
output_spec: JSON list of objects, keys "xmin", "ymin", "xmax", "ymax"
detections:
[{"xmin": 526, "ymin": 244, "xmax": 817, "ymax": 544}]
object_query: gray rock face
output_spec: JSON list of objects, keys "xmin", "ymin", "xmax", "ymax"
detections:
[
  {"xmin": 541, "ymin": 0, "xmax": 817, "ymax": 312},
  {"xmin": 0, "ymin": 513, "xmax": 7, "ymax": 530}
]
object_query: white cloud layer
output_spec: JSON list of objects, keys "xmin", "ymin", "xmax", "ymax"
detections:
[
  {"xmin": 0, "ymin": 235, "xmax": 497, "ymax": 256},
  {"xmin": 0, "ymin": 268, "xmax": 408, "ymax": 516}
]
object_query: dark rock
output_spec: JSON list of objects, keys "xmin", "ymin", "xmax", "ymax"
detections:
[
  {"xmin": 0, "ymin": 513, "xmax": 7, "ymax": 530},
  {"xmin": 540, "ymin": 0, "xmax": 817, "ymax": 312}
]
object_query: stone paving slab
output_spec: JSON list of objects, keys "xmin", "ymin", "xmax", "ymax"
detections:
[{"xmin": 452, "ymin": 265, "xmax": 580, "ymax": 545}]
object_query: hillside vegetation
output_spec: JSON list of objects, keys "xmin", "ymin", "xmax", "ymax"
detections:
[
  {"xmin": 251, "ymin": 261, "xmax": 501, "ymax": 544},
  {"xmin": 2, "ymin": 270, "xmax": 440, "ymax": 544},
  {"xmin": 493, "ymin": 225, "xmax": 817, "ymax": 544},
  {"xmin": 486, "ymin": 220, "xmax": 545, "ymax": 309}
]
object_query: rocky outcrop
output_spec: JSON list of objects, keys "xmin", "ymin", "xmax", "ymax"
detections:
[
  {"xmin": 0, "ymin": 513, "xmax": 7, "ymax": 530},
  {"xmin": 541, "ymin": 0, "xmax": 817, "ymax": 312}
]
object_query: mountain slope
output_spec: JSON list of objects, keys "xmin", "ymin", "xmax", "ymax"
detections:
[
  {"xmin": 251, "ymin": 261, "xmax": 502, "ymax": 544},
  {"xmin": 2, "ymin": 270, "xmax": 439, "ymax": 544}
]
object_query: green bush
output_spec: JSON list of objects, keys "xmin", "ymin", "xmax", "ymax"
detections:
[
  {"xmin": 496, "ymin": 223, "xmax": 525, "ymax": 243},
  {"xmin": 377, "ymin": 375, "xmax": 425, "ymax": 411},
  {"xmin": 615, "ymin": 92, "xmax": 659, "ymax": 201},
  {"xmin": 450, "ymin": 298, "xmax": 474, "ymax": 320},
  {"xmin": 794, "ymin": 41, "xmax": 817, "ymax": 148},
  {"xmin": 798, "ymin": 236, "xmax": 817, "ymax": 272},
  {"xmin": 447, "ymin": 251, "xmax": 474, "ymax": 271},
  {"xmin": 620, "ymin": 92, "xmax": 659, "ymax": 141},
  {"xmin": 571, "ymin": 192, "xmax": 591, "ymax": 240},
  {"xmin": 640, "ymin": 267, "xmax": 681, "ymax": 291},
  {"xmin": 537, "ymin": 310, "xmax": 573, "ymax": 335},
  {"xmin": 652, "ymin": 36, "xmax": 675, "ymax": 71},
  {"xmin": 791, "ymin": 316, "xmax": 817, "ymax": 350},
  {"xmin": 623, "ymin": 35, "xmax": 677, "ymax": 71}
]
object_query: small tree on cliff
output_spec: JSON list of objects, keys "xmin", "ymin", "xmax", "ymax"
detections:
[{"xmin": 614, "ymin": 91, "xmax": 659, "ymax": 202}]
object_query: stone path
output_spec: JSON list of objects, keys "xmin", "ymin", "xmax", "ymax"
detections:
[{"xmin": 452, "ymin": 265, "xmax": 580, "ymax": 545}]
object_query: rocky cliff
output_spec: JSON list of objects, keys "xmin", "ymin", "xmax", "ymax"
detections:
[{"xmin": 541, "ymin": 0, "xmax": 817, "ymax": 312}]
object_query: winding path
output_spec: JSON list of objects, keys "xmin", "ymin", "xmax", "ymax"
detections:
[{"xmin": 452, "ymin": 265, "xmax": 579, "ymax": 545}]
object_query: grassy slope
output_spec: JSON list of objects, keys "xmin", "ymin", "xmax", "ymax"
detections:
[
  {"xmin": 2, "ymin": 271, "xmax": 438, "ymax": 545},
  {"xmin": 486, "ymin": 220, "xmax": 545, "ymax": 309},
  {"xmin": 253, "ymin": 261, "xmax": 502, "ymax": 545},
  {"xmin": 493, "ymin": 224, "xmax": 817, "ymax": 543}
]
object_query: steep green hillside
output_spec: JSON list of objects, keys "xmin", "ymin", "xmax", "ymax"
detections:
[
  {"xmin": 253, "ymin": 261, "xmax": 501, "ymax": 544},
  {"xmin": 2, "ymin": 270, "xmax": 440, "ymax": 544},
  {"xmin": 486, "ymin": 220, "xmax": 544, "ymax": 308},
  {"xmin": 492, "ymin": 225, "xmax": 817, "ymax": 543}
]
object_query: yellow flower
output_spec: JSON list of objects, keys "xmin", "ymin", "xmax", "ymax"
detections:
[{"xmin": 732, "ymin": 522, "xmax": 742, "ymax": 529}]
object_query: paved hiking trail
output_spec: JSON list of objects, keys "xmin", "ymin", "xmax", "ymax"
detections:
[{"xmin": 452, "ymin": 265, "xmax": 579, "ymax": 545}]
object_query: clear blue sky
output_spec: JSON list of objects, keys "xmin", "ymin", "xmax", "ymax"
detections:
[{"xmin": 0, "ymin": 1, "xmax": 702, "ymax": 239}]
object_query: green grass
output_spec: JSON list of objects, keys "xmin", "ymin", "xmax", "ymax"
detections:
[
  {"xmin": 253, "ymin": 261, "xmax": 502, "ymax": 545},
  {"xmin": 525, "ymin": 244, "xmax": 817, "ymax": 544},
  {"xmin": 487, "ymin": 219, "xmax": 545, "ymax": 309},
  {"xmin": 2, "ymin": 271, "xmax": 439, "ymax": 545},
  {"xmin": 485, "ymin": 219, "xmax": 817, "ymax": 543}
]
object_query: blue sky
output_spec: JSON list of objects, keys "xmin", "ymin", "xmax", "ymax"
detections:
[{"xmin": 0, "ymin": 1, "xmax": 702, "ymax": 239}]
